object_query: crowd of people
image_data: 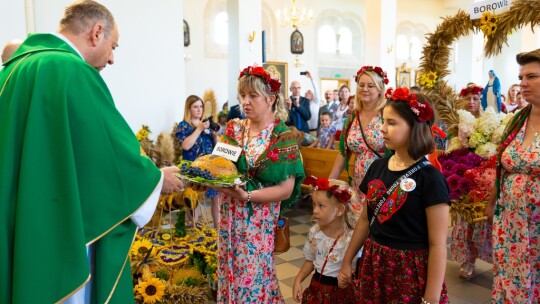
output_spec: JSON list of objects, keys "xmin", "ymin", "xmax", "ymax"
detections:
[{"xmin": 1, "ymin": 0, "xmax": 539, "ymax": 303}]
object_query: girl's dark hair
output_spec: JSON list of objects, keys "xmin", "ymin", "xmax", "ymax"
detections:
[{"xmin": 385, "ymin": 93, "xmax": 435, "ymax": 159}]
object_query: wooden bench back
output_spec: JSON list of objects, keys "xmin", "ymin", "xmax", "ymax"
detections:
[{"xmin": 300, "ymin": 147, "xmax": 355, "ymax": 182}]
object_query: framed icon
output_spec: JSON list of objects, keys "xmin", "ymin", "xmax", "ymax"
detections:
[
  {"xmin": 290, "ymin": 29, "xmax": 304, "ymax": 54},
  {"xmin": 263, "ymin": 61, "xmax": 288, "ymax": 98},
  {"xmin": 183, "ymin": 19, "xmax": 190, "ymax": 47},
  {"xmin": 396, "ymin": 63, "xmax": 412, "ymax": 88}
]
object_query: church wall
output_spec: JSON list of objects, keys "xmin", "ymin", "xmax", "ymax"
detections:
[
  {"xmin": 4, "ymin": 0, "xmax": 186, "ymax": 136},
  {"xmin": 4, "ymin": 0, "xmax": 540, "ymax": 135}
]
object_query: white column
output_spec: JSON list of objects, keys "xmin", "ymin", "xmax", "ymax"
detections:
[
  {"xmin": 227, "ymin": 0, "xmax": 262, "ymax": 106},
  {"xmin": 0, "ymin": 0, "xmax": 27, "ymax": 44},
  {"xmin": 365, "ymin": 0, "xmax": 396, "ymax": 86}
]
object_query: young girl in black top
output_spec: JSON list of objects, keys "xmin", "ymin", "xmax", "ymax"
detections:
[{"xmin": 337, "ymin": 88, "xmax": 451, "ymax": 303}]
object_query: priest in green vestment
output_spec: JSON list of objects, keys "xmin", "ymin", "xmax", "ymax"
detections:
[{"xmin": 0, "ymin": 1, "xmax": 183, "ymax": 303}]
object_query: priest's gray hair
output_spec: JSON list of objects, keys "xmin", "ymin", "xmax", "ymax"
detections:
[{"xmin": 58, "ymin": 0, "xmax": 115, "ymax": 38}]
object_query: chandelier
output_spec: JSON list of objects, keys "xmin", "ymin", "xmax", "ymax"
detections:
[{"xmin": 275, "ymin": 0, "xmax": 313, "ymax": 29}]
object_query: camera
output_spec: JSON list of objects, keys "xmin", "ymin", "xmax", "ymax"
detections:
[
  {"xmin": 203, "ymin": 116, "xmax": 221, "ymax": 132},
  {"xmin": 300, "ymin": 71, "xmax": 307, "ymax": 75}
]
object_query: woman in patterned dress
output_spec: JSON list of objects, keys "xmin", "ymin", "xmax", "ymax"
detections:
[
  {"xmin": 486, "ymin": 49, "xmax": 540, "ymax": 303},
  {"xmin": 215, "ymin": 66, "xmax": 305, "ymax": 303},
  {"xmin": 329, "ymin": 66, "xmax": 388, "ymax": 213}
]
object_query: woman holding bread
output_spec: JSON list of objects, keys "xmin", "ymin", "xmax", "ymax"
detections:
[{"xmin": 215, "ymin": 65, "xmax": 305, "ymax": 303}]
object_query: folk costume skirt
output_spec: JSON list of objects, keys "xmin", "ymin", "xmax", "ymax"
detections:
[
  {"xmin": 355, "ymin": 238, "xmax": 449, "ymax": 304},
  {"xmin": 302, "ymin": 272, "xmax": 356, "ymax": 304}
]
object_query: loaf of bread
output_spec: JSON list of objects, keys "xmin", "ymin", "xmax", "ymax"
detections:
[{"xmin": 190, "ymin": 154, "xmax": 238, "ymax": 179}]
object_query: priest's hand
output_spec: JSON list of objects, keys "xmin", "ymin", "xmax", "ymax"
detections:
[{"xmin": 160, "ymin": 166, "xmax": 184, "ymax": 194}]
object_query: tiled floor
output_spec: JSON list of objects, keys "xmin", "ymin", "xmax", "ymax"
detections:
[{"xmin": 200, "ymin": 198, "xmax": 494, "ymax": 303}]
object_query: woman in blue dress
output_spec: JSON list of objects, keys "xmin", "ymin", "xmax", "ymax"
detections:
[{"xmin": 175, "ymin": 95, "xmax": 220, "ymax": 226}]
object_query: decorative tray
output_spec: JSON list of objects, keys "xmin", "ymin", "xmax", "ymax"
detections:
[{"xmin": 175, "ymin": 173, "xmax": 245, "ymax": 188}]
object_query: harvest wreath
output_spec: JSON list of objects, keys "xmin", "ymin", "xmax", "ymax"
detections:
[{"xmin": 417, "ymin": 0, "xmax": 540, "ymax": 136}]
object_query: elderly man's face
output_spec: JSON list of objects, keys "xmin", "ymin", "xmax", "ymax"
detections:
[
  {"xmin": 324, "ymin": 90, "xmax": 333, "ymax": 103},
  {"xmin": 290, "ymin": 82, "xmax": 301, "ymax": 96}
]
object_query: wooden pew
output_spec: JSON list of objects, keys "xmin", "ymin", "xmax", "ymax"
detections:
[{"xmin": 300, "ymin": 147, "xmax": 355, "ymax": 182}]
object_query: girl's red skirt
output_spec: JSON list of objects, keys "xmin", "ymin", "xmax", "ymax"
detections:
[
  {"xmin": 302, "ymin": 272, "xmax": 356, "ymax": 304},
  {"xmin": 354, "ymin": 238, "xmax": 449, "ymax": 304}
]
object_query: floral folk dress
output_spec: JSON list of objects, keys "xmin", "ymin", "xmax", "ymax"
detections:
[
  {"xmin": 492, "ymin": 121, "xmax": 540, "ymax": 303},
  {"xmin": 217, "ymin": 119, "xmax": 305, "ymax": 303},
  {"xmin": 342, "ymin": 113, "xmax": 385, "ymax": 213}
]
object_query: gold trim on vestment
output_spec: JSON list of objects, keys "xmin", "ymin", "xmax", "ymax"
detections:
[
  {"xmin": 55, "ymin": 275, "xmax": 91, "ymax": 304},
  {"xmin": 104, "ymin": 229, "xmax": 138, "ymax": 303},
  {"xmin": 0, "ymin": 54, "xmax": 31, "ymax": 96}
]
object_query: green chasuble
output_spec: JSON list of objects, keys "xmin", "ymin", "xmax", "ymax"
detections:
[{"xmin": 0, "ymin": 34, "xmax": 161, "ymax": 303}]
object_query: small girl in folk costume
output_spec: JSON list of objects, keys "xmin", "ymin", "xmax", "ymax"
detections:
[
  {"xmin": 293, "ymin": 178, "xmax": 358, "ymax": 303},
  {"xmin": 338, "ymin": 88, "xmax": 451, "ymax": 303}
]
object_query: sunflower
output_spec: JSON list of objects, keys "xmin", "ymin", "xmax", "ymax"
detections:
[
  {"xmin": 131, "ymin": 239, "xmax": 155, "ymax": 258},
  {"xmin": 420, "ymin": 71, "xmax": 438, "ymax": 88},
  {"xmin": 135, "ymin": 277, "xmax": 166, "ymax": 304},
  {"xmin": 136, "ymin": 125, "xmax": 151, "ymax": 141},
  {"xmin": 490, "ymin": 24, "xmax": 497, "ymax": 35},
  {"xmin": 480, "ymin": 11, "xmax": 490, "ymax": 24}
]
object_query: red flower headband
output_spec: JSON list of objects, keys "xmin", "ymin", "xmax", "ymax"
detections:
[
  {"xmin": 238, "ymin": 65, "xmax": 282, "ymax": 93},
  {"xmin": 459, "ymin": 84, "xmax": 483, "ymax": 97},
  {"xmin": 386, "ymin": 87, "xmax": 434, "ymax": 122},
  {"xmin": 303, "ymin": 176, "xmax": 352, "ymax": 204},
  {"xmin": 355, "ymin": 66, "xmax": 389, "ymax": 85}
]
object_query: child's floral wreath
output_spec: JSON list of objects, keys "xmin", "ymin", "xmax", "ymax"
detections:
[
  {"xmin": 355, "ymin": 65, "xmax": 389, "ymax": 85},
  {"xmin": 238, "ymin": 65, "xmax": 282, "ymax": 93},
  {"xmin": 303, "ymin": 176, "xmax": 352, "ymax": 204},
  {"xmin": 386, "ymin": 87, "xmax": 434, "ymax": 122}
]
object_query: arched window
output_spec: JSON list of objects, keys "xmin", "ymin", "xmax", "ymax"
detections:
[
  {"xmin": 315, "ymin": 11, "xmax": 364, "ymax": 72},
  {"xmin": 395, "ymin": 34, "xmax": 409, "ymax": 62},
  {"xmin": 395, "ymin": 22, "xmax": 429, "ymax": 67},
  {"xmin": 214, "ymin": 12, "xmax": 228, "ymax": 46},
  {"xmin": 337, "ymin": 27, "xmax": 352, "ymax": 54},
  {"xmin": 318, "ymin": 25, "xmax": 336, "ymax": 53},
  {"xmin": 204, "ymin": 0, "xmax": 227, "ymax": 58},
  {"xmin": 409, "ymin": 36, "xmax": 422, "ymax": 62}
]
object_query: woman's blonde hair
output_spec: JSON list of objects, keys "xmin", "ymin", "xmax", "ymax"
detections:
[
  {"xmin": 182, "ymin": 95, "xmax": 203, "ymax": 126},
  {"xmin": 355, "ymin": 71, "xmax": 386, "ymax": 114},
  {"xmin": 507, "ymin": 84, "xmax": 521, "ymax": 104},
  {"xmin": 237, "ymin": 74, "xmax": 288, "ymax": 121}
]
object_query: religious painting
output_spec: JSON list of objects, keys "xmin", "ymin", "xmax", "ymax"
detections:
[
  {"xmin": 183, "ymin": 19, "xmax": 190, "ymax": 47},
  {"xmin": 396, "ymin": 63, "xmax": 412, "ymax": 88},
  {"xmin": 263, "ymin": 61, "xmax": 288, "ymax": 97},
  {"xmin": 290, "ymin": 29, "xmax": 304, "ymax": 54}
]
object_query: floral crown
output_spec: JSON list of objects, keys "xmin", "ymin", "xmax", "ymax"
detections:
[
  {"xmin": 386, "ymin": 87, "xmax": 434, "ymax": 122},
  {"xmin": 238, "ymin": 65, "xmax": 282, "ymax": 93},
  {"xmin": 355, "ymin": 66, "xmax": 389, "ymax": 85},
  {"xmin": 303, "ymin": 176, "xmax": 352, "ymax": 204},
  {"xmin": 459, "ymin": 84, "xmax": 483, "ymax": 97}
]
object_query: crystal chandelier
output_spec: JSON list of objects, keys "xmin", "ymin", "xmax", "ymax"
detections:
[{"xmin": 275, "ymin": 0, "xmax": 313, "ymax": 28}]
